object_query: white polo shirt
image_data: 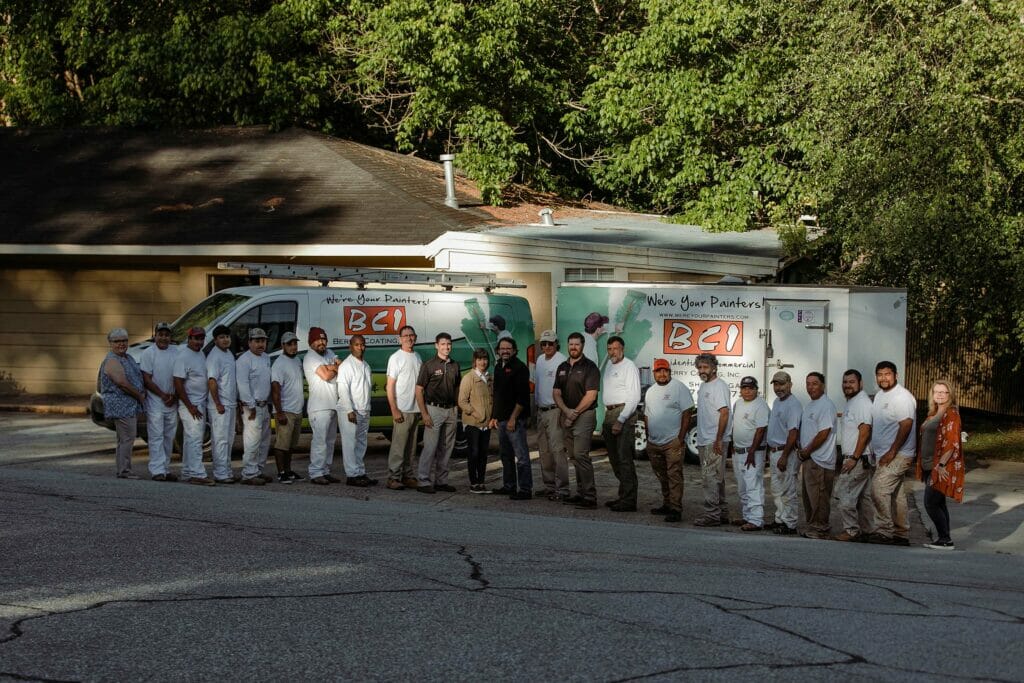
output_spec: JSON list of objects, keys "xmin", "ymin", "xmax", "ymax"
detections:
[
  {"xmin": 870, "ymin": 384, "xmax": 917, "ymax": 458},
  {"xmin": 303, "ymin": 348, "xmax": 338, "ymax": 413},
  {"xmin": 841, "ymin": 390, "xmax": 873, "ymax": 460},
  {"xmin": 271, "ymin": 354, "xmax": 305, "ymax": 414},
  {"xmin": 601, "ymin": 357, "xmax": 641, "ymax": 422},
  {"xmin": 236, "ymin": 350, "xmax": 271, "ymax": 406},
  {"xmin": 800, "ymin": 394, "xmax": 838, "ymax": 468},
  {"xmin": 644, "ymin": 379, "xmax": 694, "ymax": 446},
  {"xmin": 386, "ymin": 349, "xmax": 422, "ymax": 414},
  {"xmin": 534, "ymin": 351, "xmax": 567, "ymax": 407},
  {"xmin": 732, "ymin": 396, "xmax": 770, "ymax": 450},
  {"xmin": 139, "ymin": 343, "xmax": 178, "ymax": 413},
  {"xmin": 696, "ymin": 377, "xmax": 732, "ymax": 446},
  {"xmin": 767, "ymin": 394, "xmax": 802, "ymax": 448}
]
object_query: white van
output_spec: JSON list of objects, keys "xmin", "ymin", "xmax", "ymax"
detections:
[{"xmin": 90, "ymin": 265, "xmax": 534, "ymax": 440}]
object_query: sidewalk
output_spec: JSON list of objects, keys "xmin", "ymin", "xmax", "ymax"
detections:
[
  {"xmin": 0, "ymin": 393, "xmax": 89, "ymax": 415},
  {"xmin": 911, "ymin": 458, "xmax": 1024, "ymax": 555}
]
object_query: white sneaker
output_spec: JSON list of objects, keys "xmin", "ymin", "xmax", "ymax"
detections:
[{"xmin": 923, "ymin": 541, "xmax": 955, "ymax": 550}]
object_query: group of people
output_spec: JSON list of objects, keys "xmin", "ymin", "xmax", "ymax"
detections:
[{"xmin": 100, "ymin": 323, "xmax": 963, "ymax": 548}]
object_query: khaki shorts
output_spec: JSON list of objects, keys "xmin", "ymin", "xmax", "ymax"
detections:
[{"xmin": 274, "ymin": 411, "xmax": 302, "ymax": 451}]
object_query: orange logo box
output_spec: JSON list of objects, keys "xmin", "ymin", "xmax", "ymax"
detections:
[
  {"xmin": 662, "ymin": 319, "xmax": 744, "ymax": 356},
  {"xmin": 344, "ymin": 306, "xmax": 407, "ymax": 336}
]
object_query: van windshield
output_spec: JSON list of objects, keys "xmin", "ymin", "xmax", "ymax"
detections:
[{"xmin": 170, "ymin": 292, "xmax": 251, "ymax": 343}]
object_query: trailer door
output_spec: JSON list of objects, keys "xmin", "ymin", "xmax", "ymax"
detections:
[{"xmin": 764, "ymin": 299, "xmax": 830, "ymax": 405}]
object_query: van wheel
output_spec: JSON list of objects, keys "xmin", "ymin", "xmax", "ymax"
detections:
[{"xmin": 684, "ymin": 427, "xmax": 699, "ymax": 464}]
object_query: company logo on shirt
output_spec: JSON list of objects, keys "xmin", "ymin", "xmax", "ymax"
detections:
[
  {"xmin": 662, "ymin": 319, "xmax": 743, "ymax": 356},
  {"xmin": 344, "ymin": 306, "xmax": 406, "ymax": 335}
]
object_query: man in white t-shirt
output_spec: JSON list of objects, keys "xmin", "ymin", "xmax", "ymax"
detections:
[
  {"xmin": 140, "ymin": 322, "xmax": 179, "ymax": 481},
  {"xmin": 730, "ymin": 376, "xmax": 770, "ymax": 530},
  {"xmin": 643, "ymin": 358, "xmax": 693, "ymax": 523},
  {"xmin": 834, "ymin": 369, "xmax": 875, "ymax": 542},
  {"xmin": 206, "ymin": 325, "xmax": 239, "ymax": 484},
  {"xmin": 796, "ymin": 372, "xmax": 838, "ymax": 540},
  {"xmin": 338, "ymin": 334, "xmax": 378, "ymax": 487},
  {"xmin": 270, "ymin": 332, "xmax": 305, "ymax": 484},
  {"xmin": 385, "ymin": 325, "xmax": 422, "ymax": 490},
  {"xmin": 765, "ymin": 371, "xmax": 802, "ymax": 535},
  {"xmin": 236, "ymin": 328, "xmax": 272, "ymax": 484},
  {"xmin": 868, "ymin": 360, "xmax": 917, "ymax": 546},
  {"xmin": 173, "ymin": 326, "xmax": 213, "ymax": 486},
  {"xmin": 534, "ymin": 330, "xmax": 569, "ymax": 500},
  {"xmin": 693, "ymin": 353, "xmax": 733, "ymax": 526},
  {"xmin": 303, "ymin": 327, "xmax": 341, "ymax": 485}
]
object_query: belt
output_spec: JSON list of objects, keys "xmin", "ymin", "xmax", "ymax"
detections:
[
  {"xmin": 605, "ymin": 403, "xmax": 625, "ymax": 410},
  {"xmin": 244, "ymin": 400, "xmax": 268, "ymax": 408},
  {"xmin": 427, "ymin": 402, "xmax": 454, "ymax": 409},
  {"xmin": 538, "ymin": 405, "xmax": 558, "ymax": 412},
  {"xmin": 735, "ymin": 446, "xmax": 766, "ymax": 454},
  {"xmin": 768, "ymin": 446, "xmax": 786, "ymax": 453}
]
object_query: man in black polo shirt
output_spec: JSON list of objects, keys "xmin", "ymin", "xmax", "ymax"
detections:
[
  {"xmin": 415, "ymin": 332, "xmax": 461, "ymax": 493},
  {"xmin": 490, "ymin": 337, "xmax": 533, "ymax": 499},
  {"xmin": 553, "ymin": 331, "xmax": 601, "ymax": 509}
]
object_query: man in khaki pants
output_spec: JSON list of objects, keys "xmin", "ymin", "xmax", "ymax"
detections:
[
  {"xmin": 643, "ymin": 358, "xmax": 693, "ymax": 523},
  {"xmin": 868, "ymin": 361, "xmax": 917, "ymax": 546},
  {"xmin": 833, "ymin": 369, "xmax": 875, "ymax": 541},
  {"xmin": 534, "ymin": 330, "xmax": 568, "ymax": 501},
  {"xmin": 553, "ymin": 332, "xmax": 600, "ymax": 509}
]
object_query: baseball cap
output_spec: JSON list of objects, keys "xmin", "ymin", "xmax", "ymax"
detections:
[
  {"xmin": 211, "ymin": 324, "xmax": 231, "ymax": 338},
  {"xmin": 154, "ymin": 321, "xmax": 172, "ymax": 333},
  {"xmin": 496, "ymin": 330, "xmax": 513, "ymax": 341},
  {"xmin": 308, "ymin": 327, "xmax": 328, "ymax": 344},
  {"xmin": 653, "ymin": 358, "xmax": 671, "ymax": 371},
  {"xmin": 187, "ymin": 326, "xmax": 206, "ymax": 338},
  {"xmin": 539, "ymin": 329, "xmax": 558, "ymax": 343},
  {"xmin": 281, "ymin": 331, "xmax": 299, "ymax": 344},
  {"xmin": 248, "ymin": 327, "xmax": 268, "ymax": 340},
  {"xmin": 771, "ymin": 371, "xmax": 792, "ymax": 384},
  {"xmin": 740, "ymin": 376, "xmax": 758, "ymax": 388}
]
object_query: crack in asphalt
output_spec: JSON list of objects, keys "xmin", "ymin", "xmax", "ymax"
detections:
[{"xmin": 456, "ymin": 546, "xmax": 489, "ymax": 590}]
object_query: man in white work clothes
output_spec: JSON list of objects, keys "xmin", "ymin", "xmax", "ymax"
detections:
[
  {"xmin": 140, "ymin": 321, "xmax": 179, "ymax": 481},
  {"xmin": 765, "ymin": 371, "xmax": 802, "ymax": 535},
  {"xmin": 270, "ymin": 331, "xmax": 305, "ymax": 484},
  {"xmin": 534, "ymin": 330, "xmax": 569, "ymax": 500},
  {"xmin": 693, "ymin": 353, "xmax": 733, "ymax": 526},
  {"xmin": 206, "ymin": 325, "xmax": 239, "ymax": 484},
  {"xmin": 236, "ymin": 328, "xmax": 273, "ymax": 485},
  {"xmin": 796, "ymin": 372, "xmax": 838, "ymax": 540},
  {"xmin": 173, "ymin": 326, "xmax": 214, "ymax": 486},
  {"xmin": 338, "ymin": 334, "xmax": 378, "ymax": 487},
  {"xmin": 304, "ymin": 327, "xmax": 341, "ymax": 485},
  {"xmin": 385, "ymin": 325, "xmax": 422, "ymax": 490},
  {"xmin": 730, "ymin": 376, "xmax": 769, "ymax": 531},
  {"xmin": 833, "ymin": 369, "xmax": 875, "ymax": 542}
]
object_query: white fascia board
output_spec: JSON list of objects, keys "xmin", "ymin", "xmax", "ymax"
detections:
[
  {"xmin": 428, "ymin": 232, "xmax": 780, "ymax": 277},
  {"xmin": 0, "ymin": 243, "xmax": 427, "ymax": 257}
]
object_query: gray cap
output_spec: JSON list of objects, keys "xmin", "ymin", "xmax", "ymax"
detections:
[
  {"xmin": 539, "ymin": 329, "xmax": 557, "ymax": 343},
  {"xmin": 281, "ymin": 331, "xmax": 299, "ymax": 344},
  {"xmin": 154, "ymin": 321, "xmax": 172, "ymax": 332},
  {"xmin": 248, "ymin": 327, "xmax": 268, "ymax": 340},
  {"xmin": 771, "ymin": 371, "xmax": 792, "ymax": 384}
]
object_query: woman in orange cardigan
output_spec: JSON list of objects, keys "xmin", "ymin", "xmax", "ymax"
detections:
[{"xmin": 916, "ymin": 380, "xmax": 964, "ymax": 550}]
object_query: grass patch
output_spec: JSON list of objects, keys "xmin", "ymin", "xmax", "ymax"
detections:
[{"xmin": 961, "ymin": 411, "xmax": 1024, "ymax": 463}]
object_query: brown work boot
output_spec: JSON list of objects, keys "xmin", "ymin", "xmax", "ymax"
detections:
[
  {"xmin": 833, "ymin": 531, "xmax": 858, "ymax": 542},
  {"xmin": 386, "ymin": 479, "xmax": 406, "ymax": 490},
  {"xmin": 402, "ymin": 477, "xmax": 419, "ymax": 489}
]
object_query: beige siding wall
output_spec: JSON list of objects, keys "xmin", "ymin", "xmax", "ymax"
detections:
[
  {"xmin": 497, "ymin": 271, "xmax": 551, "ymax": 337},
  {"xmin": 627, "ymin": 271, "xmax": 722, "ymax": 283},
  {"xmin": 0, "ymin": 268, "xmax": 182, "ymax": 395}
]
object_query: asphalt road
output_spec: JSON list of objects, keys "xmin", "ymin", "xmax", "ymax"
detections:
[{"xmin": 1, "ymin": 414, "xmax": 1022, "ymax": 682}]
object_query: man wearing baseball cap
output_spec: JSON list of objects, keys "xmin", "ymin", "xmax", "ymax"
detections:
[
  {"xmin": 303, "ymin": 326, "xmax": 341, "ymax": 484},
  {"xmin": 796, "ymin": 372, "xmax": 838, "ymax": 539},
  {"xmin": 174, "ymin": 326, "xmax": 214, "ymax": 485},
  {"xmin": 765, "ymin": 371, "xmax": 802, "ymax": 535},
  {"xmin": 236, "ymin": 327, "xmax": 273, "ymax": 485},
  {"xmin": 270, "ymin": 331, "xmax": 305, "ymax": 484},
  {"xmin": 643, "ymin": 358, "xmax": 693, "ymax": 523},
  {"xmin": 140, "ymin": 322, "xmax": 179, "ymax": 481},
  {"xmin": 534, "ymin": 330, "xmax": 569, "ymax": 500},
  {"xmin": 730, "ymin": 376, "xmax": 770, "ymax": 531},
  {"xmin": 206, "ymin": 325, "xmax": 239, "ymax": 484}
]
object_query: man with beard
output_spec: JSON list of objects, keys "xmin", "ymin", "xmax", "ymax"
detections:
[
  {"xmin": 765, "ymin": 371, "xmax": 801, "ymax": 535},
  {"xmin": 693, "ymin": 353, "xmax": 732, "ymax": 526},
  {"xmin": 303, "ymin": 327, "xmax": 341, "ymax": 485},
  {"xmin": 385, "ymin": 326, "xmax": 422, "ymax": 490},
  {"xmin": 415, "ymin": 333, "xmax": 461, "ymax": 493},
  {"xmin": 206, "ymin": 325, "xmax": 239, "ymax": 484},
  {"xmin": 338, "ymin": 334, "xmax": 378, "ymax": 487},
  {"xmin": 868, "ymin": 361, "xmax": 917, "ymax": 546},
  {"xmin": 642, "ymin": 358, "xmax": 693, "ymax": 523},
  {"xmin": 601, "ymin": 336, "xmax": 642, "ymax": 512},
  {"xmin": 140, "ymin": 322, "xmax": 178, "ymax": 481},
  {"xmin": 270, "ymin": 331, "xmax": 304, "ymax": 484},
  {"xmin": 174, "ymin": 326, "xmax": 214, "ymax": 486},
  {"xmin": 237, "ymin": 328, "xmax": 273, "ymax": 485},
  {"xmin": 796, "ymin": 372, "xmax": 838, "ymax": 540},
  {"xmin": 490, "ymin": 337, "xmax": 533, "ymax": 499},
  {"xmin": 833, "ymin": 369, "xmax": 875, "ymax": 541},
  {"xmin": 554, "ymin": 332, "xmax": 600, "ymax": 509}
]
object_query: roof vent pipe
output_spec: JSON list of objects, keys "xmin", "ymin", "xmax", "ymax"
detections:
[
  {"xmin": 539, "ymin": 208, "xmax": 555, "ymax": 226},
  {"xmin": 440, "ymin": 154, "xmax": 459, "ymax": 209}
]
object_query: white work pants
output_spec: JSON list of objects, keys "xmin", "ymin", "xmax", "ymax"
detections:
[
  {"xmin": 146, "ymin": 402, "xmax": 177, "ymax": 476},
  {"xmin": 732, "ymin": 449, "xmax": 766, "ymax": 526},
  {"xmin": 208, "ymin": 402, "xmax": 237, "ymax": 481},
  {"xmin": 769, "ymin": 449, "xmax": 799, "ymax": 530},
  {"xmin": 308, "ymin": 409, "xmax": 338, "ymax": 478},
  {"xmin": 340, "ymin": 410, "xmax": 370, "ymax": 477},
  {"xmin": 241, "ymin": 405, "xmax": 271, "ymax": 479},
  {"xmin": 177, "ymin": 403, "xmax": 208, "ymax": 480}
]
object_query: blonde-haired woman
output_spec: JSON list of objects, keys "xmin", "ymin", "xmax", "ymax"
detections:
[{"xmin": 916, "ymin": 380, "xmax": 964, "ymax": 550}]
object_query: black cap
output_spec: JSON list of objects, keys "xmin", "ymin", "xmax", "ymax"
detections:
[
  {"xmin": 212, "ymin": 325, "xmax": 231, "ymax": 338},
  {"xmin": 740, "ymin": 376, "xmax": 758, "ymax": 388}
]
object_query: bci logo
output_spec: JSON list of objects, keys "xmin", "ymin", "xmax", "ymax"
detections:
[
  {"xmin": 344, "ymin": 306, "xmax": 406, "ymax": 335},
  {"xmin": 662, "ymin": 319, "xmax": 743, "ymax": 356}
]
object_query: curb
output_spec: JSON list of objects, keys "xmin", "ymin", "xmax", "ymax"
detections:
[{"xmin": 0, "ymin": 404, "xmax": 89, "ymax": 416}]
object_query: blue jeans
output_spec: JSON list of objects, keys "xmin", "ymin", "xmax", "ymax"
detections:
[{"xmin": 497, "ymin": 417, "xmax": 532, "ymax": 493}]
